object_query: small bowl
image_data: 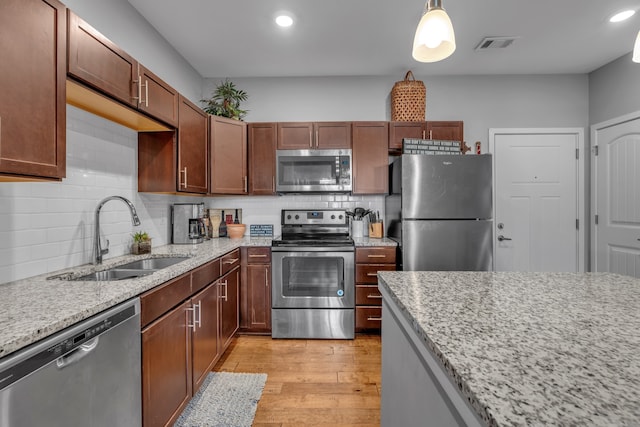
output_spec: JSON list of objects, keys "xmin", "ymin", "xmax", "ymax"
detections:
[{"xmin": 226, "ymin": 223, "xmax": 246, "ymax": 239}]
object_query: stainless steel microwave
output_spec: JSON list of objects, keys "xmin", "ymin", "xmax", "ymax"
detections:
[{"xmin": 276, "ymin": 149, "xmax": 352, "ymax": 193}]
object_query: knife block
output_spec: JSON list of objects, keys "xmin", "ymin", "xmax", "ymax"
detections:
[{"xmin": 369, "ymin": 222, "xmax": 383, "ymax": 238}]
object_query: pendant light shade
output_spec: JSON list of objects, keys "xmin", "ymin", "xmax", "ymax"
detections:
[
  {"xmin": 412, "ymin": 0, "xmax": 456, "ymax": 63},
  {"xmin": 633, "ymin": 30, "xmax": 640, "ymax": 63}
]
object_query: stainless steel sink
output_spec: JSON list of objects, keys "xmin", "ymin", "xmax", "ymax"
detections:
[
  {"xmin": 72, "ymin": 256, "xmax": 190, "ymax": 281},
  {"xmin": 115, "ymin": 257, "xmax": 188, "ymax": 271}
]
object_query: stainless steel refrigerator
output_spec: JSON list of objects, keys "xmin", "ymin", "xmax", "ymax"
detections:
[{"xmin": 385, "ymin": 154, "xmax": 493, "ymax": 271}]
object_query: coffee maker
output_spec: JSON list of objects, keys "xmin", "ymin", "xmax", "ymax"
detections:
[{"xmin": 171, "ymin": 203, "xmax": 206, "ymax": 244}]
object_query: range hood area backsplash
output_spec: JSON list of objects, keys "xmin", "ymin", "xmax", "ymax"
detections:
[{"xmin": 0, "ymin": 106, "xmax": 384, "ymax": 286}]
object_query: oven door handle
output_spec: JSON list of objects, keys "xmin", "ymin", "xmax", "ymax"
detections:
[{"xmin": 271, "ymin": 246, "xmax": 355, "ymax": 253}]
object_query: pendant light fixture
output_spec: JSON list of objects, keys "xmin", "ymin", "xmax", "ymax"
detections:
[{"xmin": 412, "ymin": 0, "xmax": 456, "ymax": 63}]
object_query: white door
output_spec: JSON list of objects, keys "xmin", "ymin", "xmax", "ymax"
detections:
[
  {"xmin": 490, "ymin": 129, "xmax": 584, "ymax": 272},
  {"xmin": 593, "ymin": 116, "xmax": 640, "ymax": 278}
]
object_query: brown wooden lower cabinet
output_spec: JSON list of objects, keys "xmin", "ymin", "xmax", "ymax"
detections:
[
  {"xmin": 355, "ymin": 246, "xmax": 396, "ymax": 333},
  {"xmin": 240, "ymin": 247, "xmax": 272, "ymax": 333},
  {"xmin": 141, "ymin": 300, "xmax": 192, "ymax": 427},
  {"xmin": 191, "ymin": 282, "xmax": 220, "ymax": 393},
  {"xmin": 219, "ymin": 267, "xmax": 240, "ymax": 349},
  {"xmin": 140, "ymin": 251, "xmax": 240, "ymax": 427}
]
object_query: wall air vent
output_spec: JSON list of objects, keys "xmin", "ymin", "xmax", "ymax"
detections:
[{"xmin": 474, "ymin": 36, "xmax": 519, "ymax": 51}]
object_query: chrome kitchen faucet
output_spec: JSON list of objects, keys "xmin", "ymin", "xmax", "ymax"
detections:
[{"xmin": 94, "ymin": 196, "xmax": 141, "ymax": 264}]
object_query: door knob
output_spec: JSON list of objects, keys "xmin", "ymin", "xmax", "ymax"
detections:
[{"xmin": 498, "ymin": 235, "xmax": 512, "ymax": 242}]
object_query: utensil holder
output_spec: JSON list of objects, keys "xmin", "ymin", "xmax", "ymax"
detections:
[
  {"xmin": 351, "ymin": 220, "xmax": 364, "ymax": 238},
  {"xmin": 369, "ymin": 222, "xmax": 383, "ymax": 238}
]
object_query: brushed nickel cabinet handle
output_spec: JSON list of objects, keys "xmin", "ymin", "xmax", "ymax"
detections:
[
  {"xmin": 186, "ymin": 306, "xmax": 197, "ymax": 331},
  {"xmin": 265, "ymin": 270, "xmax": 269, "ymax": 287},
  {"xmin": 366, "ymin": 294, "xmax": 382, "ymax": 299},
  {"xmin": 249, "ymin": 254, "xmax": 268, "ymax": 258},
  {"xmin": 366, "ymin": 272, "xmax": 378, "ymax": 277},
  {"xmin": 367, "ymin": 317, "xmax": 382, "ymax": 322},
  {"xmin": 180, "ymin": 167, "xmax": 188, "ymax": 188},
  {"xmin": 144, "ymin": 79, "xmax": 149, "ymax": 107},
  {"xmin": 367, "ymin": 254, "xmax": 386, "ymax": 258},
  {"xmin": 223, "ymin": 258, "xmax": 239, "ymax": 265},
  {"xmin": 220, "ymin": 280, "xmax": 228, "ymax": 301}
]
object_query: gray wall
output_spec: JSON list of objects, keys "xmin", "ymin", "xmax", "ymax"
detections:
[
  {"xmin": 63, "ymin": 0, "xmax": 204, "ymax": 103},
  {"xmin": 589, "ymin": 52, "xmax": 640, "ymax": 125},
  {"xmin": 205, "ymin": 74, "xmax": 589, "ymax": 151}
]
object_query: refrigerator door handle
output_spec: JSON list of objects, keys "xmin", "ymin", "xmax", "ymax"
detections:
[{"xmin": 498, "ymin": 235, "xmax": 512, "ymax": 242}]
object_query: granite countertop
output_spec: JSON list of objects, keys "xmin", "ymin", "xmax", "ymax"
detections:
[
  {"xmin": 0, "ymin": 237, "xmax": 272, "ymax": 359},
  {"xmin": 378, "ymin": 271, "xmax": 640, "ymax": 427},
  {"xmin": 353, "ymin": 236, "xmax": 397, "ymax": 247}
]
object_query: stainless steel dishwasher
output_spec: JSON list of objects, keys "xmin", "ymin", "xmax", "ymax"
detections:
[{"xmin": 0, "ymin": 298, "xmax": 141, "ymax": 427}]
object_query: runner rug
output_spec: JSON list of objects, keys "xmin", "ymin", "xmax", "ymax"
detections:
[{"xmin": 174, "ymin": 372, "xmax": 267, "ymax": 427}]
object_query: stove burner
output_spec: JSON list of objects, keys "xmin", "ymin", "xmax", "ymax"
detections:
[{"xmin": 273, "ymin": 209, "xmax": 354, "ymax": 248}]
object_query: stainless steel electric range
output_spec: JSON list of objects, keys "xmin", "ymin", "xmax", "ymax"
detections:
[{"xmin": 271, "ymin": 209, "xmax": 355, "ymax": 339}]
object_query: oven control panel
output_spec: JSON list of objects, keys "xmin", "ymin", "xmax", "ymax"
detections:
[{"xmin": 282, "ymin": 209, "xmax": 348, "ymax": 226}]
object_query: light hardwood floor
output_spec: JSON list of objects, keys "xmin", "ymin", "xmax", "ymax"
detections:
[{"xmin": 213, "ymin": 334, "xmax": 382, "ymax": 426}]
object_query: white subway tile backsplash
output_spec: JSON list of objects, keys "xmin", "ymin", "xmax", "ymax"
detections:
[{"xmin": 1, "ymin": 104, "xmax": 388, "ymax": 285}]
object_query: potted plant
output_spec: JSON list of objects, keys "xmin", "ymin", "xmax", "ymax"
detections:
[
  {"xmin": 132, "ymin": 231, "xmax": 151, "ymax": 255},
  {"xmin": 201, "ymin": 79, "xmax": 248, "ymax": 120}
]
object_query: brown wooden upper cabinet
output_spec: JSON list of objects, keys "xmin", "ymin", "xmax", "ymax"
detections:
[
  {"xmin": 0, "ymin": 0, "xmax": 67, "ymax": 180},
  {"xmin": 388, "ymin": 121, "xmax": 464, "ymax": 152},
  {"xmin": 210, "ymin": 116, "xmax": 247, "ymax": 195},
  {"xmin": 67, "ymin": 10, "xmax": 137, "ymax": 108},
  {"xmin": 137, "ymin": 65, "xmax": 179, "ymax": 128},
  {"xmin": 248, "ymin": 123, "xmax": 277, "ymax": 195},
  {"xmin": 178, "ymin": 96, "xmax": 209, "ymax": 194},
  {"xmin": 138, "ymin": 97, "xmax": 208, "ymax": 194},
  {"xmin": 67, "ymin": 10, "xmax": 178, "ymax": 128},
  {"xmin": 352, "ymin": 122, "xmax": 389, "ymax": 195},
  {"xmin": 277, "ymin": 122, "xmax": 351, "ymax": 149}
]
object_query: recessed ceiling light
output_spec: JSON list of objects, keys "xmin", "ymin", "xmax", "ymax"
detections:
[
  {"xmin": 610, "ymin": 9, "xmax": 635, "ymax": 23},
  {"xmin": 275, "ymin": 15, "xmax": 293, "ymax": 27}
]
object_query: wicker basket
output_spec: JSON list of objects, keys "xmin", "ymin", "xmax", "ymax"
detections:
[{"xmin": 391, "ymin": 71, "xmax": 426, "ymax": 121}]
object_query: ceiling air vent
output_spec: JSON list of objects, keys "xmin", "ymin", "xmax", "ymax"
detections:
[{"xmin": 475, "ymin": 36, "xmax": 519, "ymax": 51}]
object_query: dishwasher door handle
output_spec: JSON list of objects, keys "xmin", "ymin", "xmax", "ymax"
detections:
[{"xmin": 56, "ymin": 337, "xmax": 100, "ymax": 370}]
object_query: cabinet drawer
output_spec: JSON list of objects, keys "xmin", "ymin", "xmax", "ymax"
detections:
[
  {"xmin": 246, "ymin": 247, "xmax": 271, "ymax": 264},
  {"xmin": 356, "ymin": 306, "xmax": 382, "ymax": 331},
  {"xmin": 221, "ymin": 249, "xmax": 241, "ymax": 275},
  {"xmin": 355, "ymin": 247, "xmax": 396, "ymax": 264},
  {"xmin": 356, "ymin": 285, "xmax": 383, "ymax": 306},
  {"xmin": 140, "ymin": 273, "xmax": 191, "ymax": 328},
  {"xmin": 191, "ymin": 258, "xmax": 221, "ymax": 294},
  {"xmin": 356, "ymin": 264, "xmax": 396, "ymax": 284}
]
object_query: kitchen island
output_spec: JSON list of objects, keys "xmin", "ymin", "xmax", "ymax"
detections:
[{"xmin": 377, "ymin": 271, "xmax": 640, "ymax": 427}]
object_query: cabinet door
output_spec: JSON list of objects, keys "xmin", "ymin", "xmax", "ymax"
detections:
[
  {"xmin": 352, "ymin": 122, "xmax": 389, "ymax": 194},
  {"xmin": 248, "ymin": 123, "xmax": 276, "ymax": 195},
  {"xmin": 219, "ymin": 267, "xmax": 240, "ymax": 351},
  {"xmin": 137, "ymin": 64, "xmax": 179, "ymax": 127},
  {"xmin": 246, "ymin": 263, "xmax": 272, "ymax": 332},
  {"xmin": 315, "ymin": 122, "xmax": 351, "ymax": 149},
  {"xmin": 67, "ymin": 11, "xmax": 137, "ymax": 108},
  {"xmin": 0, "ymin": 0, "xmax": 66, "ymax": 179},
  {"xmin": 178, "ymin": 95, "xmax": 208, "ymax": 194},
  {"xmin": 277, "ymin": 122, "xmax": 313, "ymax": 149},
  {"xmin": 389, "ymin": 121, "xmax": 426, "ymax": 152},
  {"xmin": 191, "ymin": 283, "xmax": 220, "ymax": 393},
  {"xmin": 210, "ymin": 116, "xmax": 247, "ymax": 194},
  {"xmin": 142, "ymin": 300, "xmax": 192, "ymax": 427},
  {"xmin": 426, "ymin": 121, "xmax": 464, "ymax": 144}
]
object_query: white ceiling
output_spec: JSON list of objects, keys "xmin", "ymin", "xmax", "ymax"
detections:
[{"xmin": 126, "ymin": 0, "xmax": 640, "ymax": 78}]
